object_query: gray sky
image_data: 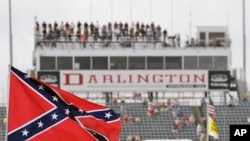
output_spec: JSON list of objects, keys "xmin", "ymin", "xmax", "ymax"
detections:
[{"xmin": 0, "ymin": 0, "xmax": 249, "ymax": 96}]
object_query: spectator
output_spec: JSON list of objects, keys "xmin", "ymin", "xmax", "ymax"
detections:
[
  {"xmin": 54, "ymin": 21, "xmax": 58, "ymax": 31},
  {"xmin": 112, "ymin": 98, "xmax": 118, "ymax": 105},
  {"xmin": 3, "ymin": 117, "xmax": 6, "ymax": 124},
  {"xmin": 172, "ymin": 120, "xmax": 181, "ymax": 133},
  {"xmin": 142, "ymin": 98, "xmax": 148, "ymax": 106},
  {"xmin": 42, "ymin": 21, "xmax": 47, "ymax": 39},
  {"xmin": 147, "ymin": 103, "xmax": 155, "ymax": 117},
  {"xmin": 166, "ymin": 98, "xmax": 172, "ymax": 110},
  {"xmin": 175, "ymin": 34, "xmax": 181, "ymax": 47},
  {"xmin": 123, "ymin": 115, "xmax": 131, "ymax": 123},
  {"xmin": 243, "ymin": 92, "xmax": 248, "ymax": 102},
  {"xmin": 120, "ymin": 100, "xmax": 128, "ymax": 116},
  {"xmin": 196, "ymin": 123, "xmax": 204, "ymax": 140},
  {"xmin": 163, "ymin": 29, "xmax": 167, "ymax": 43},
  {"xmin": 35, "ymin": 21, "xmax": 40, "ymax": 34},
  {"xmin": 189, "ymin": 114, "xmax": 195, "ymax": 125},
  {"xmin": 176, "ymin": 108, "xmax": 183, "ymax": 118},
  {"xmin": 106, "ymin": 25, "xmax": 113, "ymax": 47},
  {"xmin": 201, "ymin": 97, "xmax": 206, "ymax": 106},
  {"xmin": 114, "ymin": 27, "xmax": 121, "ymax": 41},
  {"xmin": 247, "ymin": 115, "xmax": 250, "ymax": 123},
  {"xmin": 101, "ymin": 25, "xmax": 107, "ymax": 41},
  {"xmin": 160, "ymin": 102, "xmax": 166, "ymax": 112},
  {"xmin": 126, "ymin": 135, "xmax": 133, "ymax": 141},
  {"xmin": 182, "ymin": 114, "xmax": 190, "ymax": 126},
  {"xmin": 173, "ymin": 98, "xmax": 180, "ymax": 107},
  {"xmin": 134, "ymin": 117, "xmax": 141, "ymax": 124},
  {"xmin": 95, "ymin": 20, "xmax": 100, "ymax": 31},
  {"xmin": 93, "ymin": 27, "xmax": 99, "ymax": 41},
  {"xmin": 90, "ymin": 22, "xmax": 94, "ymax": 35},
  {"xmin": 77, "ymin": 21, "xmax": 82, "ymax": 31},
  {"xmin": 134, "ymin": 134, "xmax": 141, "ymax": 141},
  {"xmin": 70, "ymin": 22, "xmax": 75, "ymax": 34}
]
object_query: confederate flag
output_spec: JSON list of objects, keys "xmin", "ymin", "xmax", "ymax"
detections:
[{"xmin": 7, "ymin": 66, "xmax": 121, "ymax": 141}]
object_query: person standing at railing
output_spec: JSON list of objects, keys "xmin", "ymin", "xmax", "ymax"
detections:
[
  {"xmin": 35, "ymin": 21, "xmax": 40, "ymax": 34},
  {"xmin": 54, "ymin": 21, "xmax": 58, "ymax": 32},
  {"xmin": 163, "ymin": 29, "xmax": 168, "ymax": 44},
  {"xmin": 114, "ymin": 26, "xmax": 121, "ymax": 41},
  {"xmin": 82, "ymin": 26, "xmax": 89, "ymax": 48},
  {"xmin": 70, "ymin": 22, "xmax": 75, "ymax": 35},
  {"xmin": 107, "ymin": 25, "xmax": 113, "ymax": 47},
  {"xmin": 42, "ymin": 21, "xmax": 47, "ymax": 39},
  {"xmin": 101, "ymin": 25, "xmax": 107, "ymax": 41},
  {"xmin": 90, "ymin": 22, "xmax": 94, "ymax": 35},
  {"xmin": 77, "ymin": 21, "xmax": 82, "ymax": 32}
]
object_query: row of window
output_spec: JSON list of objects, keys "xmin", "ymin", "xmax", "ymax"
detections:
[{"xmin": 40, "ymin": 56, "xmax": 228, "ymax": 70}]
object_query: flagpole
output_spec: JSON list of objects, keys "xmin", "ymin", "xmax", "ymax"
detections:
[
  {"xmin": 130, "ymin": 0, "xmax": 132, "ymax": 24},
  {"xmin": 5, "ymin": 65, "xmax": 11, "ymax": 141},
  {"xmin": 90, "ymin": 0, "xmax": 92, "ymax": 22},
  {"xmin": 206, "ymin": 91, "xmax": 209, "ymax": 141},
  {"xmin": 111, "ymin": 0, "xmax": 113, "ymax": 23},
  {"xmin": 149, "ymin": 0, "xmax": 152, "ymax": 22},
  {"xmin": 9, "ymin": 0, "xmax": 13, "ymax": 65},
  {"xmin": 7, "ymin": 0, "xmax": 13, "ymax": 139},
  {"xmin": 242, "ymin": 0, "xmax": 247, "ymax": 94},
  {"xmin": 170, "ymin": 0, "xmax": 173, "ymax": 35}
]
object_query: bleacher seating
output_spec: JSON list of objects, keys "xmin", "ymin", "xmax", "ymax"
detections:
[
  {"xmin": 0, "ymin": 106, "xmax": 6, "ymax": 141},
  {"xmin": 1, "ymin": 100, "xmax": 250, "ymax": 140}
]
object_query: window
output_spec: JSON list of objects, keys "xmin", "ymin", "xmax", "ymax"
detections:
[
  {"xmin": 92, "ymin": 57, "xmax": 108, "ymax": 70},
  {"xmin": 75, "ymin": 57, "xmax": 91, "ymax": 69},
  {"xmin": 214, "ymin": 56, "xmax": 227, "ymax": 70},
  {"xmin": 184, "ymin": 56, "xmax": 198, "ymax": 69},
  {"xmin": 147, "ymin": 57, "xmax": 163, "ymax": 69},
  {"xmin": 165, "ymin": 57, "xmax": 182, "ymax": 69},
  {"xmin": 57, "ymin": 57, "xmax": 73, "ymax": 70},
  {"xmin": 40, "ymin": 56, "xmax": 56, "ymax": 70},
  {"xmin": 110, "ymin": 57, "xmax": 127, "ymax": 70},
  {"xmin": 129, "ymin": 57, "xmax": 145, "ymax": 69},
  {"xmin": 199, "ymin": 56, "xmax": 213, "ymax": 70}
]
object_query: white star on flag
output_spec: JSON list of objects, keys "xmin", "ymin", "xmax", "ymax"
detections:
[
  {"xmin": 37, "ymin": 121, "xmax": 44, "ymax": 128},
  {"xmin": 105, "ymin": 112, "xmax": 112, "ymax": 119},
  {"xmin": 22, "ymin": 129, "xmax": 29, "ymax": 136},
  {"xmin": 24, "ymin": 74, "xmax": 31, "ymax": 79},
  {"xmin": 65, "ymin": 108, "xmax": 70, "ymax": 115},
  {"xmin": 52, "ymin": 96, "xmax": 58, "ymax": 102},
  {"xmin": 78, "ymin": 109, "xmax": 83, "ymax": 113},
  {"xmin": 51, "ymin": 112, "xmax": 59, "ymax": 120},
  {"xmin": 39, "ymin": 84, "xmax": 44, "ymax": 90}
]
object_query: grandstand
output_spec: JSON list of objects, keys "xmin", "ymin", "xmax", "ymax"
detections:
[{"xmin": 0, "ymin": 21, "xmax": 249, "ymax": 141}]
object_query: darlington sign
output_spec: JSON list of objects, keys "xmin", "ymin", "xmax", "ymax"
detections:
[{"xmin": 59, "ymin": 70, "xmax": 208, "ymax": 91}]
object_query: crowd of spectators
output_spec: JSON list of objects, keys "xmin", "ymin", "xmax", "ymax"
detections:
[
  {"xmin": 35, "ymin": 20, "xmax": 231, "ymax": 49},
  {"xmin": 36, "ymin": 21, "xmax": 167, "ymax": 41},
  {"xmin": 35, "ymin": 20, "xmax": 191, "ymax": 48},
  {"xmin": 115, "ymin": 95, "xmax": 198, "ymax": 141}
]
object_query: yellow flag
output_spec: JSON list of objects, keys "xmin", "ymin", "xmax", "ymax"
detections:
[{"xmin": 208, "ymin": 116, "xmax": 219, "ymax": 139}]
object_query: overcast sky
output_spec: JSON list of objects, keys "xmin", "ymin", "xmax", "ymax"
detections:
[{"xmin": 0, "ymin": 0, "xmax": 249, "ymax": 97}]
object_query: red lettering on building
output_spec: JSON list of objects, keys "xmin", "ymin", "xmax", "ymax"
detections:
[
  {"xmin": 88, "ymin": 75, "xmax": 98, "ymax": 83},
  {"xmin": 62, "ymin": 72, "xmax": 206, "ymax": 85},
  {"xmin": 103, "ymin": 75, "xmax": 113, "ymax": 83},
  {"xmin": 180, "ymin": 74, "xmax": 190, "ymax": 82},
  {"xmin": 117, "ymin": 75, "xmax": 126, "ymax": 83},
  {"xmin": 194, "ymin": 74, "xmax": 205, "ymax": 82},
  {"xmin": 165, "ymin": 74, "xmax": 177, "ymax": 83},
  {"xmin": 153, "ymin": 74, "xmax": 163, "ymax": 83},
  {"xmin": 63, "ymin": 73, "xmax": 83, "ymax": 85},
  {"xmin": 137, "ymin": 74, "xmax": 149, "ymax": 83}
]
